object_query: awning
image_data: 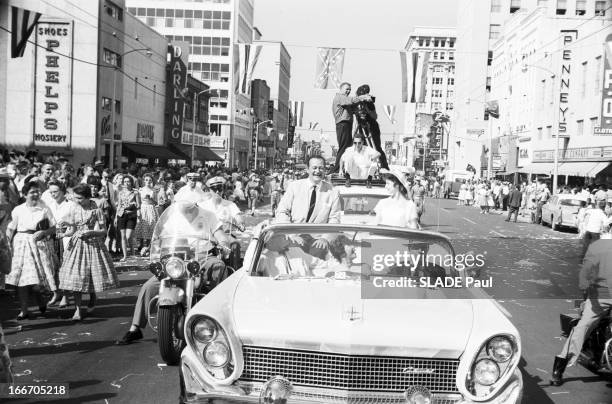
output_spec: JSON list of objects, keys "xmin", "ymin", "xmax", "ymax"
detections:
[
  {"xmin": 557, "ymin": 161, "xmax": 610, "ymax": 177},
  {"xmin": 519, "ymin": 162, "xmax": 556, "ymax": 175},
  {"xmin": 170, "ymin": 143, "xmax": 223, "ymax": 162},
  {"xmin": 122, "ymin": 142, "xmax": 183, "ymax": 160}
]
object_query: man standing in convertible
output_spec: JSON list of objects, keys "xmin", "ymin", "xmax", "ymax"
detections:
[{"xmin": 338, "ymin": 132, "xmax": 380, "ymax": 188}]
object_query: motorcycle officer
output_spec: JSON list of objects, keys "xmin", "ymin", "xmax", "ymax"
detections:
[
  {"xmin": 551, "ymin": 227, "xmax": 612, "ymax": 386},
  {"xmin": 115, "ymin": 202, "xmax": 232, "ymax": 345}
]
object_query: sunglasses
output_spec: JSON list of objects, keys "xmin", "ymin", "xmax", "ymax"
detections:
[{"xmin": 353, "ymin": 142, "xmax": 363, "ymax": 145}]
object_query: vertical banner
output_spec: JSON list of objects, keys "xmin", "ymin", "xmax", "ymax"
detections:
[
  {"xmin": 33, "ymin": 21, "xmax": 73, "ymax": 148},
  {"xmin": 314, "ymin": 48, "xmax": 345, "ymax": 89},
  {"xmin": 11, "ymin": 6, "xmax": 41, "ymax": 58},
  {"xmin": 383, "ymin": 104, "xmax": 397, "ymax": 124},
  {"xmin": 165, "ymin": 42, "xmax": 190, "ymax": 144},
  {"xmin": 400, "ymin": 51, "xmax": 430, "ymax": 103},
  {"xmin": 234, "ymin": 44, "xmax": 262, "ymax": 95},
  {"xmin": 597, "ymin": 33, "xmax": 612, "ymax": 134},
  {"xmin": 289, "ymin": 100, "xmax": 304, "ymax": 127},
  {"xmin": 557, "ymin": 30, "xmax": 577, "ymax": 138}
]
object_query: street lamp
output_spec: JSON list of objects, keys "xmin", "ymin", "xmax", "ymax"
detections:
[
  {"xmin": 255, "ymin": 120, "xmax": 273, "ymax": 169},
  {"xmin": 521, "ymin": 64, "xmax": 559, "ymax": 193},
  {"xmin": 109, "ymin": 48, "xmax": 153, "ymax": 169},
  {"xmin": 191, "ymin": 88, "xmax": 219, "ymax": 165}
]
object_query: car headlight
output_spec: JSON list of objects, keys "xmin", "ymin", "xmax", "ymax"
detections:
[
  {"xmin": 165, "ymin": 257, "xmax": 185, "ymax": 279},
  {"xmin": 473, "ymin": 358, "xmax": 500, "ymax": 386},
  {"xmin": 487, "ymin": 336, "xmax": 514, "ymax": 363},
  {"xmin": 204, "ymin": 341, "xmax": 230, "ymax": 367},
  {"xmin": 193, "ymin": 317, "xmax": 217, "ymax": 343}
]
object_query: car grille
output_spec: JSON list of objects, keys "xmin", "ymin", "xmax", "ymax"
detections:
[{"xmin": 239, "ymin": 346, "xmax": 459, "ymax": 393}]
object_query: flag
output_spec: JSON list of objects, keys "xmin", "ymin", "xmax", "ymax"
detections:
[
  {"xmin": 383, "ymin": 105, "xmax": 397, "ymax": 124},
  {"xmin": 314, "ymin": 48, "xmax": 345, "ymax": 89},
  {"xmin": 400, "ymin": 51, "xmax": 430, "ymax": 103},
  {"xmin": 11, "ymin": 6, "xmax": 41, "ymax": 58},
  {"xmin": 234, "ymin": 43, "xmax": 262, "ymax": 94},
  {"xmin": 289, "ymin": 100, "xmax": 304, "ymax": 127},
  {"xmin": 485, "ymin": 100, "xmax": 500, "ymax": 119},
  {"xmin": 309, "ymin": 122, "xmax": 319, "ymax": 130},
  {"xmin": 600, "ymin": 33, "xmax": 612, "ymax": 130}
]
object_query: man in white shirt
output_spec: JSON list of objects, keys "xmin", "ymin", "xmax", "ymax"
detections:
[
  {"xmin": 581, "ymin": 200, "xmax": 611, "ymax": 257},
  {"xmin": 339, "ymin": 133, "xmax": 379, "ymax": 187},
  {"xmin": 173, "ymin": 172, "xmax": 206, "ymax": 204},
  {"xmin": 275, "ymin": 156, "xmax": 340, "ymax": 224}
]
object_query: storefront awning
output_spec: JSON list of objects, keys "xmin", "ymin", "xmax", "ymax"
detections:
[
  {"xmin": 519, "ymin": 162, "xmax": 556, "ymax": 175},
  {"xmin": 122, "ymin": 142, "xmax": 183, "ymax": 160},
  {"xmin": 170, "ymin": 143, "xmax": 223, "ymax": 162},
  {"xmin": 557, "ymin": 162, "xmax": 610, "ymax": 177}
]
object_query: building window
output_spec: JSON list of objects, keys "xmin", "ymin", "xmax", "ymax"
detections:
[
  {"xmin": 576, "ymin": 120, "xmax": 584, "ymax": 136},
  {"xmin": 184, "ymin": 19, "xmax": 192, "ymax": 28},
  {"xmin": 546, "ymin": 125, "xmax": 552, "ymax": 138},
  {"xmin": 431, "ymin": 102, "xmax": 442, "ymax": 110},
  {"xmin": 425, "ymin": 39, "xmax": 430, "ymax": 47},
  {"xmin": 448, "ymin": 66, "xmax": 455, "ymax": 74},
  {"xmin": 418, "ymin": 39, "xmax": 423, "ymax": 46},
  {"xmin": 595, "ymin": 1, "xmax": 606, "ymax": 16},
  {"xmin": 537, "ymin": 127, "xmax": 543, "ymax": 140},
  {"xmin": 434, "ymin": 39, "xmax": 440, "ymax": 47},
  {"xmin": 487, "ymin": 50, "xmax": 493, "ymax": 66},
  {"xmin": 165, "ymin": 18, "xmax": 173, "ymax": 27},
  {"xmin": 556, "ymin": 0, "xmax": 567, "ymax": 15},
  {"xmin": 439, "ymin": 52, "xmax": 445, "ymax": 60},
  {"xmin": 441, "ymin": 39, "xmax": 446, "ymax": 47},
  {"xmin": 510, "ymin": 0, "xmax": 521, "ymax": 13},
  {"xmin": 433, "ymin": 65, "xmax": 444, "ymax": 73},
  {"xmin": 537, "ymin": 0, "xmax": 547, "ymax": 6},
  {"xmin": 433, "ymin": 51, "xmax": 438, "ymax": 60},
  {"xmin": 432, "ymin": 89, "xmax": 442, "ymax": 98},
  {"xmin": 446, "ymin": 102, "xmax": 454, "ymax": 110},
  {"xmin": 594, "ymin": 56, "xmax": 602, "ymax": 93},
  {"xmin": 199, "ymin": 63, "xmax": 230, "ymax": 81},
  {"xmin": 449, "ymin": 51, "xmax": 454, "ymax": 60},
  {"xmin": 449, "ymin": 39, "xmax": 455, "ymax": 47},
  {"xmin": 146, "ymin": 16, "xmax": 155, "ymax": 26},
  {"xmin": 432, "ymin": 77, "xmax": 443, "ymax": 85},
  {"xmin": 489, "ymin": 24, "xmax": 501, "ymax": 40},
  {"xmin": 447, "ymin": 90, "xmax": 454, "ymax": 98},
  {"xmin": 103, "ymin": 48, "xmax": 121, "ymax": 67},
  {"xmin": 590, "ymin": 117, "xmax": 599, "ymax": 132},
  {"xmin": 101, "ymin": 97, "xmax": 112, "ymax": 111},
  {"xmin": 581, "ymin": 61, "xmax": 587, "ymax": 98},
  {"xmin": 105, "ymin": 1, "xmax": 123, "ymax": 21},
  {"xmin": 115, "ymin": 100, "xmax": 121, "ymax": 114},
  {"xmin": 448, "ymin": 77, "xmax": 455, "ymax": 85},
  {"xmin": 575, "ymin": 0, "xmax": 586, "ymax": 15}
]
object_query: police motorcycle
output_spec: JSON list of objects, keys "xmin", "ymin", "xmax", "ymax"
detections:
[
  {"xmin": 147, "ymin": 202, "xmax": 235, "ymax": 365},
  {"xmin": 560, "ymin": 287, "xmax": 612, "ymax": 375}
]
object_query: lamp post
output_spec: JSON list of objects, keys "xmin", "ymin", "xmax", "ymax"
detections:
[
  {"xmin": 255, "ymin": 120, "xmax": 273, "ymax": 170},
  {"xmin": 521, "ymin": 63, "xmax": 558, "ymax": 193},
  {"xmin": 108, "ymin": 48, "xmax": 152, "ymax": 170},
  {"xmin": 191, "ymin": 88, "xmax": 218, "ymax": 166}
]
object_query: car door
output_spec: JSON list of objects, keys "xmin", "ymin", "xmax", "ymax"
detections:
[{"xmin": 542, "ymin": 196, "xmax": 555, "ymax": 224}]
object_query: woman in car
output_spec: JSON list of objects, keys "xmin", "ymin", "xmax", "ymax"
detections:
[{"xmin": 374, "ymin": 169, "xmax": 419, "ymax": 230}]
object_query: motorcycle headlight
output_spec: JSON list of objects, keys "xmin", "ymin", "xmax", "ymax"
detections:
[
  {"xmin": 473, "ymin": 358, "xmax": 500, "ymax": 386},
  {"xmin": 487, "ymin": 336, "xmax": 514, "ymax": 363},
  {"xmin": 204, "ymin": 341, "xmax": 230, "ymax": 367},
  {"xmin": 165, "ymin": 257, "xmax": 185, "ymax": 279},
  {"xmin": 193, "ymin": 317, "xmax": 217, "ymax": 343}
]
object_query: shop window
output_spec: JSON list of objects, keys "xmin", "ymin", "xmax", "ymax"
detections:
[{"xmin": 556, "ymin": 0, "xmax": 567, "ymax": 15}]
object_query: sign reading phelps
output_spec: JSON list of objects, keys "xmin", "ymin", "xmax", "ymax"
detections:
[
  {"xmin": 33, "ymin": 21, "xmax": 73, "ymax": 148},
  {"xmin": 165, "ymin": 42, "xmax": 189, "ymax": 144}
]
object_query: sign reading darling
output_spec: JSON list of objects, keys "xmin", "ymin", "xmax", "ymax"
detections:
[
  {"xmin": 165, "ymin": 42, "xmax": 190, "ymax": 144},
  {"xmin": 33, "ymin": 21, "xmax": 73, "ymax": 148}
]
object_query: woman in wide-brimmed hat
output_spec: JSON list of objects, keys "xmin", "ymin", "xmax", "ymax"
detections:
[{"xmin": 374, "ymin": 169, "xmax": 420, "ymax": 230}]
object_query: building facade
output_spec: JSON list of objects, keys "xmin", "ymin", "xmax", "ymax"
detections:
[
  {"xmin": 401, "ymin": 27, "xmax": 456, "ymax": 172},
  {"xmin": 0, "ymin": 0, "xmax": 176, "ymax": 167},
  {"xmin": 126, "ymin": 0, "xmax": 255, "ymax": 169},
  {"xmin": 250, "ymin": 78, "xmax": 271, "ymax": 169},
  {"xmin": 251, "ymin": 40, "xmax": 292, "ymax": 167},
  {"xmin": 488, "ymin": 1, "xmax": 611, "ymax": 185}
]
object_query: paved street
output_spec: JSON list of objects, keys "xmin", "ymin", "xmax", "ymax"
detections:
[{"xmin": 2, "ymin": 198, "xmax": 611, "ymax": 404}]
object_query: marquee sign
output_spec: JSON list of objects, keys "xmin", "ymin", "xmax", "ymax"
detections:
[
  {"xmin": 165, "ymin": 42, "xmax": 189, "ymax": 144},
  {"xmin": 601, "ymin": 33, "xmax": 612, "ymax": 131},
  {"xmin": 33, "ymin": 21, "xmax": 73, "ymax": 148},
  {"xmin": 557, "ymin": 30, "xmax": 578, "ymax": 138}
]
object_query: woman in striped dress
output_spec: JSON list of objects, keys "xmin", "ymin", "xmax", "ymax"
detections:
[
  {"xmin": 134, "ymin": 174, "xmax": 159, "ymax": 256},
  {"xmin": 59, "ymin": 184, "xmax": 118, "ymax": 321},
  {"xmin": 6, "ymin": 181, "xmax": 58, "ymax": 320}
]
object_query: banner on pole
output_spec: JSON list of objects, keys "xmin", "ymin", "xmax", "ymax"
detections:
[{"xmin": 400, "ymin": 51, "xmax": 429, "ymax": 103}]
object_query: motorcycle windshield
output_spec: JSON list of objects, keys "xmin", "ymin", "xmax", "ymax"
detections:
[{"xmin": 150, "ymin": 201, "xmax": 216, "ymax": 261}]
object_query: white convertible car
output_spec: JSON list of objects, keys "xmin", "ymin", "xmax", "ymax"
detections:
[{"xmin": 179, "ymin": 223, "xmax": 523, "ymax": 404}]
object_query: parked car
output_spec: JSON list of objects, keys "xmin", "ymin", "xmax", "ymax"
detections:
[
  {"xmin": 179, "ymin": 223, "xmax": 523, "ymax": 404},
  {"xmin": 442, "ymin": 170, "xmax": 474, "ymax": 198},
  {"xmin": 541, "ymin": 194, "xmax": 585, "ymax": 231}
]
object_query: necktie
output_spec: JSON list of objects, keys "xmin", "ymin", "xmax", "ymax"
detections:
[{"xmin": 306, "ymin": 185, "xmax": 316, "ymax": 222}]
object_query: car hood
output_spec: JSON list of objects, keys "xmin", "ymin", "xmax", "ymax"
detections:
[{"xmin": 232, "ymin": 277, "xmax": 473, "ymax": 358}]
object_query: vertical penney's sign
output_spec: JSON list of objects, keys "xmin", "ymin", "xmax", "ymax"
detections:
[
  {"xmin": 165, "ymin": 42, "xmax": 189, "ymax": 144},
  {"xmin": 557, "ymin": 30, "xmax": 577, "ymax": 138},
  {"xmin": 33, "ymin": 21, "xmax": 73, "ymax": 147}
]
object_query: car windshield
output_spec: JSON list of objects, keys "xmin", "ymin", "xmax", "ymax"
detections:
[
  {"xmin": 149, "ymin": 201, "xmax": 216, "ymax": 261},
  {"xmin": 559, "ymin": 199, "xmax": 583, "ymax": 207},
  {"xmin": 340, "ymin": 195, "xmax": 387, "ymax": 215},
  {"xmin": 251, "ymin": 227, "xmax": 457, "ymax": 283}
]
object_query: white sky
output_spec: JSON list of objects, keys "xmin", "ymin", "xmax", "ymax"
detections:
[{"xmin": 254, "ymin": 0, "xmax": 457, "ymax": 150}]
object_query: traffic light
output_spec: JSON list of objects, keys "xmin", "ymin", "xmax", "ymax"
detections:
[{"xmin": 267, "ymin": 100, "xmax": 274, "ymax": 120}]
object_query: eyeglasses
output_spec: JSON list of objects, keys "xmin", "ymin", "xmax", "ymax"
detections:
[{"xmin": 353, "ymin": 142, "xmax": 362, "ymax": 145}]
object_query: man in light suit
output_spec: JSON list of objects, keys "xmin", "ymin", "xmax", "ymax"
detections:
[{"xmin": 275, "ymin": 155, "xmax": 340, "ymax": 224}]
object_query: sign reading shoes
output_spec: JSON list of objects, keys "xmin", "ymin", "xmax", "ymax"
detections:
[{"xmin": 33, "ymin": 21, "xmax": 73, "ymax": 148}]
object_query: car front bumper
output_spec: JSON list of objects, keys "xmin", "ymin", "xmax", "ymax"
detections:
[{"xmin": 180, "ymin": 356, "xmax": 522, "ymax": 404}]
